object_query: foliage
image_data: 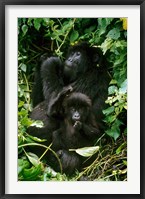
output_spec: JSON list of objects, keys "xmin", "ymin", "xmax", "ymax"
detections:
[{"xmin": 18, "ymin": 18, "xmax": 127, "ymax": 181}]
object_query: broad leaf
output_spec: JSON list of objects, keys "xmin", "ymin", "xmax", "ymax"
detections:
[
  {"xmin": 18, "ymin": 159, "xmax": 30, "ymax": 175},
  {"xmin": 22, "ymin": 164, "xmax": 42, "ymax": 180},
  {"xmin": 107, "ymin": 28, "xmax": 120, "ymax": 40},
  {"xmin": 22, "ymin": 24, "xmax": 28, "ymax": 35},
  {"xmin": 27, "ymin": 134, "xmax": 47, "ymax": 143},
  {"xmin": 26, "ymin": 152, "xmax": 40, "ymax": 167},
  {"xmin": 70, "ymin": 30, "xmax": 79, "ymax": 43},
  {"xmin": 108, "ymin": 86, "xmax": 118, "ymax": 95},
  {"xmin": 70, "ymin": 146, "xmax": 99, "ymax": 157},
  {"xmin": 34, "ymin": 18, "xmax": 42, "ymax": 31},
  {"xmin": 119, "ymin": 79, "xmax": 127, "ymax": 94},
  {"xmin": 30, "ymin": 120, "xmax": 44, "ymax": 128},
  {"xmin": 101, "ymin": 38, "xmax": 113, "ymax": 54},
  {"xmin": 98, "ymin": 18, "xmax": 113, "ymax": 36},
  {"xmin": 20, "ymin": 63, "xmax": 27, "ymax": 72},
  {"xmin": 103, "ymin": 106, "xmax": 115, "ymax": 116}
]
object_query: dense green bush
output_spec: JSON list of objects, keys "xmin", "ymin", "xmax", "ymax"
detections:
[{"xmin": 18, "ymin": 18, "xmax": 127, "ymax": 181}]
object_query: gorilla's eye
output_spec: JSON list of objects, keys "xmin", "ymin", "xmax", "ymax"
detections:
[{"xmin": 70, "ymin": 107, "xmax": 75, "ymax": 112}]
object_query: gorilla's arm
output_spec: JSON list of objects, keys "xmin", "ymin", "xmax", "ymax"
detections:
[
  {"xmin": 47, "ymin": 85, "xmax": 73, "ymax": 117},
  {"xmin": 41, "ymin": 57, "xmax": 64, "ymax": 101},
  {"xmin": 74, "ymin": 121, "xmax": 100, "ymax": 138},
  {"xmin": 82, "ymin": 123, "xmax": 100, "ymax": 137}
]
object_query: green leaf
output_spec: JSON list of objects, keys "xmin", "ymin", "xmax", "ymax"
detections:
[
  {"xmin": 26, "ymin": 152, "xmax": 40, "ymax": 167},
  {"xmin": 30, "ymin": 120, "xmax": 44, "ymax": 128},
  {"xmin": 123, "ymin": 160, "xmax": 127, "ymax": 166},
  {"xmin": 42, "ymin": 18, "xmax": 50, "ymax": 26},
  {"xmin": 22, "ymin": 164, "xmax": 41, "ymax": 180},
  {"xmin": 107, "ymin": 28, "xmax": 120, "ymax": 40},
  {"xmin": 103, "ymin": 106, "xmax": 115, "ymax": 116},
  {"xmin": 98, "ymin": 18, "xmax": 113, "ymax": 36},
  {"xmin": 18, "ymin": 109, "xmax": 27, "ymax": 116},
  {"xmin": 27, "ymin": 18, "xmax": 33, "ymax": 26},
  {"xmin": 119, "ymin": 79, "xmax": 127, "ymax": 94},
  {"xmin": 114, "ymin": 119, "xmax": 123, "ymax": 126},
  {"xmin": 34, "ymin": 18, "xmax": 42, "ymax": 31},
  {"xmin": 18, "ymin": 56, "xmax": 27, "ymax": 61},
  {"xmin": 70, "ymin": 146, "xmax": 99, "ymax": 157},
  {"xmin": 101, "ymin": 38, "xmax": 113, "ymax": 54},
  {"xmin": 110, "ymin": 79, "xmax": 117, "ymax": 85},
  {"xmin": 106, "ymin": 127, "xmax": 120, "ymax": 141},
  {"xmin": 18, "ymin": 101, "xmax": 24, "ymax": 108},
  {"xmin": 103, "ymin": 115, "xmax": 116, "ymax": 123},
  {"xmin": 106, "ymin": 119, "xmax": 122, "ymax": 140},
  {"xmin": 116, "ymin": 142, "xmax": 126, "ymax": 154},
  {"xmin": 70, "ymin": 30, "xmax": 79, "ymax": 43},
  {"xmin": 27, "ymin": 134, "xmax": 47, "ymax": 143},
  {"xmin": 108, "ymin": 86, "xmax": 118, "ymax": 95},
  {"xmin": 20, "ymin": 63, "xmax": 27, "ymax": 72},
  {"xmin": 84, "ymin": 25, "xmax": 96, "ymax": 34},
  {"xmin": 110, "ymin": 40, "xmax": 127, "ymax": 54},
  {"xmin": 18, "ymin": 159, "xmax": 30, "ymax": 175},
  {"xmin": 22, "ymin": 24, "xmax": 28, "ymax": 35}
]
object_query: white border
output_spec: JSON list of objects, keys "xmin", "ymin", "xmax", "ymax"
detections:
[{"xmin": 5, "ymin": 5, "xmax": 140, "ymax": 194}]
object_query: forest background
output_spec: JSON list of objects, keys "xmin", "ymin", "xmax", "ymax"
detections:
[{"xmin": 18, "ymin": 18, "xmax": 127, "ymax": 181}]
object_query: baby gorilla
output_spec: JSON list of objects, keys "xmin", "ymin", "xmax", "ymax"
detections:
[{"xmin": 50, "ymin": 92, "xmax": 100, "ymax": 175}]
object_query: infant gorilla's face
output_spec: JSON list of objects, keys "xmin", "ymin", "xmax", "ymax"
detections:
[
  {"xmin": 63, "ymin": 92, "xmax": 92, "ymax": 126},
  {"xmin": 65, "ymin": 105, "xmax": 90, "ymax": 126}
]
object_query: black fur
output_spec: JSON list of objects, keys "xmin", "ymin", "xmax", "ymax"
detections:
[
  {"xmin": 28, "ymin": 42, "xmax": 110, "ymax": 174},
  {"xmin": 49, "ymin": 92, "xmax": 100, "ymax": 174},
  {"xmin": 52, "ymin": 92, "xmax": 99, "ymax": 150},
  {"xmin": 32, "ymin": 42, "xmax": 110, "ymax": 125}
]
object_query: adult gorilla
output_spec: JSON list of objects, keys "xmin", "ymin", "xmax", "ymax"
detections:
[{"xmin": 29, "ymin": 42, "xmax": 110, "ymax": 143}]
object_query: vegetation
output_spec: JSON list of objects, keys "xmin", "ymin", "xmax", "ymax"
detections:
[{"xmin": 18, "ymin": 18, "xmax": 127, "ymax": 181}]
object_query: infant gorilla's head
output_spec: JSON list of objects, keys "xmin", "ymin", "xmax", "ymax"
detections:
[{"xmin": 63, "ymin": 92, "xmax": 92, "ymax": 126}]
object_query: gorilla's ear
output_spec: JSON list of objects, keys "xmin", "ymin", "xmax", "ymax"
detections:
[
  {"xmin": 92, "ymin": 54, "xmax": 100, "ymax": 63},
  {"xmin": 90, "ymin": 47, "xmax": 102, "ymax": 63}
]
